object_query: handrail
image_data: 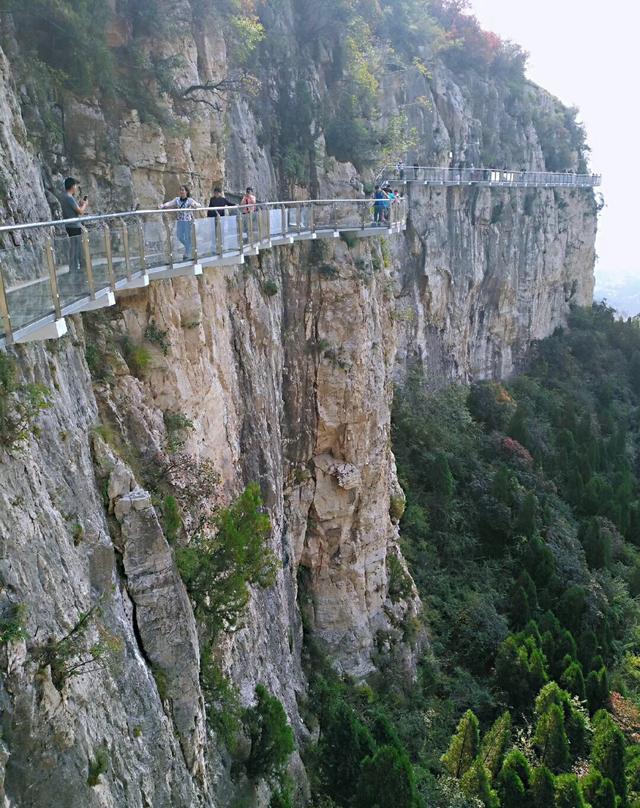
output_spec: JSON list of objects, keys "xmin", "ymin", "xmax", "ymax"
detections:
[
  {"xmin": 377, "ymin": 164, "xmax": 602, "ymax": 187},
  {"xmin": 0, "ymin": 198, "xmax": 393, "ymax": 236}
]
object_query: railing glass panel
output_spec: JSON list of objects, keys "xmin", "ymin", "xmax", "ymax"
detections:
[
  {"xmin": 86, "ymin": 224, "xmax": 112, "ymax": 293},
  {"xmin": 53, "ymin": 231, "xmax": 91, "ymax": 308},
  {"xmin": 143, "ymin": 216, "xmax": 171, "ymax": 268},
  {"xmin": 1, "ymin": 238, "xmax": 54, "ymax": 333}
]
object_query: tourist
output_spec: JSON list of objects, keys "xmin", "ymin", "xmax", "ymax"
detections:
[
  {"xmin": 240, "ymin": 187, "xmax": 257, "ymax": 213},
  {"xmin": 383, "ymin": 184, "xmax": 395, "ymax": 223},
  {"xmin": 60, "ymin": 177, "xmax": 88, "ymax": 274},
  {"xmin": 207, "ymin": 188, "xmax": 234, "ymax": 217},
  {"xmin": 160, "ymin": 185, "xmax": 199, "ymax": 261},
  {"xmin": 373, "ymin": 185, "xmax": 388, "ymax": 225},
  {"xmin": 395, "ymin": 161, "xmax": 405, "ymax": 181}
]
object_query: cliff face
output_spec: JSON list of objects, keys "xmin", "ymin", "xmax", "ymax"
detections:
[{"xmin": 0, "ymin": 2, "xmax": 597, "ymax": 805}]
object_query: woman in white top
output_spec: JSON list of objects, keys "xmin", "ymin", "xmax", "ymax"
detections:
[{"xmin": 160, "ymin": 185, "xmax": 199, "ymax": 260}]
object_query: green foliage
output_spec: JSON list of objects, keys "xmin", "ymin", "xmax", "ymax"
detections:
[
  {"xmin": 0, "ymin": 603, "xmax": 28, "ymax": 646},
  {"xmin": 534, "ymin": 702, "xmax": 570, "ymax": 773},
  {"xmin": 529, "ymin": 765, "xmax": 556, "ymax": 808},
  {"xmin": 36, "ymin": 599, "xmax": 123, "ymax": 691},
  {"xmin": 176, "ymin": 484, "xmax": 278, "ymax": 641},
  {"xmin": 244, "ymin": 684, "xmax": 295, "ymax": 783},
  {"xmin": 582, "ymin": 769, "xmax": 617, "ymax": 808},
  {"xmin": 354, "ymin": 745, "xmax": 420, "ymax": 808},
  {"xmin": 0, "ymin": 352, "xmax": 51, "ymax": 451},
  {"xmin": 591, "ymin": 710, "xmax": 627, "ymax": 805},
  {"xmin": 477, "ymin": 712, "xmax": 510, "ymax": 780},
  {"xmin": 122, "ymin": 338, "xmax": 152, "ymax": 378},
  {"xmin": 163, "ymin": 411, "xmax": 194, "ymax": 453},
  {"xmin": 144, "ymin": 320, "xmax": 170, "ymax": 355},
  {"xmin": 2, "ymin": 0, "xmax": 114, "ymax": 95},
  {"xmin": 87, "ymin": 747, "xmax": 109, "ymax": 787},
  {"xmin": 200, "ymin": 650, "xmax": 242, "ymax": 748},
  {"xmin": 162, "ymin": 495, "xmax": 182, "ymax": 544},
  {"xmin": 554, "ymin": 773, "xmax": 586, "ymax": 808},
  {"xmin": 460, "ymin": 758, "xmax": 499, "ymax": 808},
  {"xmin": 387, "ymin": 554, "xmax": 413, "ymax": 603},
  {"xmin": 441, "ymin": 709, "xmax": 480, "ymax": 778},
  {"xmin": 262, "ymin": 280, "xmax": 279, "ymax": 297}
]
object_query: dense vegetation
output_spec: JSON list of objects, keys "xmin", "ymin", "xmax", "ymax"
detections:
[{"xmin": 302, "ymin": 305, "xmax": 640, "ymax": 807}]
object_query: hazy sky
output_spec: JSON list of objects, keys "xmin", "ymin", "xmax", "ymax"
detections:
[{"xmin": 469, "ymin": 0, "xmax": 638, "ymax": 285}]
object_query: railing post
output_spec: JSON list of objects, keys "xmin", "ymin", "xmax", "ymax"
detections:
[
  {"xmin": 121, "ymin": 221, "xmax": 132, "ymax": 281},
  {"xmin": 162, "ymin": 217, "xmax": 174, "ymax": 271},
  {"xmin": 45, "ymin": 232, "xmax": 62, "ymax": 319},
  {"xmin": 281, "ymin": 204, "xmax": 287, "ymax": 236},
  {"xmin": 361, "ymin": 202, "xmax": 367, "ymax": 230},
  {"xmin": 0, "ymin": 262, "xmax": 13, "ymax": 345},
  {"xmin": 248, "ymin": 209, "xmax": 255, "ymax": 246},
  {"xmin": 81, "ymin": 226, "xmax": 96, "ymax": 300},
  {"xmin": 236, "ymin": 213, "xmax": 244, "ymax": 255},
  {"xmin": 137, "ymin": 219, "xmax": 146, "ymax": 271},
  {"xmin": 215, "ymin": 214, "xmax": 223, "ymax": 255},
  {"xmin": 308, "ymin": 202, "xmax": 315, "ymax": 233},
  {"xmin": 191, "ymin": 219, "xmax": 198, "ymax": 263},
  {"xmin": 257, "ymin": 205, "xmax": 265, "ymax": 243},
  {"xmin": 297, "ymin": 202, "xmax": 303, "ymax": 235},
  {"xmin": 103, "ymin": 223, "xmax": 116, "ymax": 288}
]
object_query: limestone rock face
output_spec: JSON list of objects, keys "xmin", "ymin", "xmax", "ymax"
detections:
[{"xmin": 394, "ymin": 183, "xmax": 597, "ymax": 382}]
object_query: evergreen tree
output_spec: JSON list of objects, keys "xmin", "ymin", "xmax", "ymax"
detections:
[
  {"xmin": 460, "ymin": 758, "xmax": 499, "ymax": 808},
  {"xmin": 533, "ymin": 703, "xmax": 570, "ymax": 772},
  {"xmin": 560, "ymin": 660, "xmax": 586, "ymax": 702},
  {"xmin": 318, "ymin": 699, "xmax": 376, "ymax": 804},
  {"xmin": 354, "ymin": 745, "xmax": 420, "ymax": 808},
  {"xmin": 441, "ymin": 710, "xmax": 480, "ymax": 779},
  {"xmin": 480, "ymin": 711, "xmax": 512, "ymax": 778},
  {"xmin": 515, "ymin": 492, "xmax": 538, "ymax": 539},
  {"xmin": 591, "ymin": 711, "xmax": 627, "ymax": 806},
  {"xmin": 581, "ymin": 769, "xmax": 616, "ymax": 808},
  {"xmin": 554, "ymin": 773, "xmax": 586, "ymax": 808},
  {"xmin": 586, "ymin": 667, "xmax": 610, "ymax": 714},
  {"xmin": 244, "ymin": 685, "xmax": 295, "ymax": 782},
  {"xmin": 579, "ymin": 518, "xmax": 611, "ymax": 569},
  {"xmin": 497, "ymin": 749, "xmax": 530, "ymax": 807},
  {"xmin": 431, "ymin": 452, "xmax": 454, "ymax": 500},
  {"xmin": 528, "ymin": 765, "xmax": 555, "ymax": 808}
]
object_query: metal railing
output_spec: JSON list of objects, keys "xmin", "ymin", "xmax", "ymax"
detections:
[
  {"xmin": 0, "ymin": 197, "xmax": 407, "ymax": 345},
  {"xmin": 377, "ymin": 165, "xmax": 602, "ymax": 188}
]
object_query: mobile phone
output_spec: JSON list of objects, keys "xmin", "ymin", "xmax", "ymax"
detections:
[{"xmin": 83, "ymin": 195, "xmax": 88, "ymax": 201}]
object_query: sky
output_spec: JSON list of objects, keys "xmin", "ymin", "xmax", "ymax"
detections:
[{"xmin": 468, "ymin": 0, "xmax": 639, "ymax": 289}]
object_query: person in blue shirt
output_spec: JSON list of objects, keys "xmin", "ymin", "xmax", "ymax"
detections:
[{"xmin": 373, "ymin": 185, "xmax": 388, "ymax": 225}]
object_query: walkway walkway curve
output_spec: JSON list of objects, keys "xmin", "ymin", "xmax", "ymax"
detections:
[
  {"xmin": 378, "ymin": 165, "xmax": 602, "ymax": 188},
  {"xmin": 0, "ymin": 199, "xmax": 407, "ymax": 347}
]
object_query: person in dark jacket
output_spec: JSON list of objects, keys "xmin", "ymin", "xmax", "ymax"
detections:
[
  {"xmin": 61, "ymin": 177, "xmax": 88, "ymax": 273},
  {"xmin": 207, "ymin": 188, "xmax": 233, "ymax": 217}
]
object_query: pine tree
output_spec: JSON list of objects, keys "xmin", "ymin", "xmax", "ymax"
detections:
[
  {"xmin": 528, "ymin": 765, "xmax": 555, "ymax": 808},
  {"xmin": 586, "ymin": 667, "xmax": 610, "ymax": 714},
  {"xmin": 515, "ymin": 492, "xmax": 538, "ymax": 539},
  {"xmin": 579, "ymin": 518, "xmax": 611, "ymax": 570},
  {"xmin": 441, "ymin": 710, "xmax": 480, "ymax": 779},
  {"xmin": 582, "ymin": 769, "xmax": 616, "ymax": 808},
  {"xmin": 533, "ymin": 703, "xmax": 570, "ymax": 772},
  {"xmin": 591, "ymin": 711, "xmax": 627, "ymax": 806},
  {"xmin": 354, "ymin": 745, "xmax": 419, "ymax": 808},
  {"xmin": 554, "ymin": 773, "xmax": 586, "ymax": 808},
  {"xmin": 560, "ymin": 660, "xmax": 586, "ymax": 702},
  {"xmin": 460, "ymin": 758, "xmax": 499, "ymax": 808},
  {"xmin": 480, "ymin": 711, "xmax": 511, "ymax": 778},
  {"xmin": 497, "ymin": 749, "xmax": 531, "ymax": 807},
  {"xmin": 431, "ymin": 452, "xmax": 454, "ymax": 500}
]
